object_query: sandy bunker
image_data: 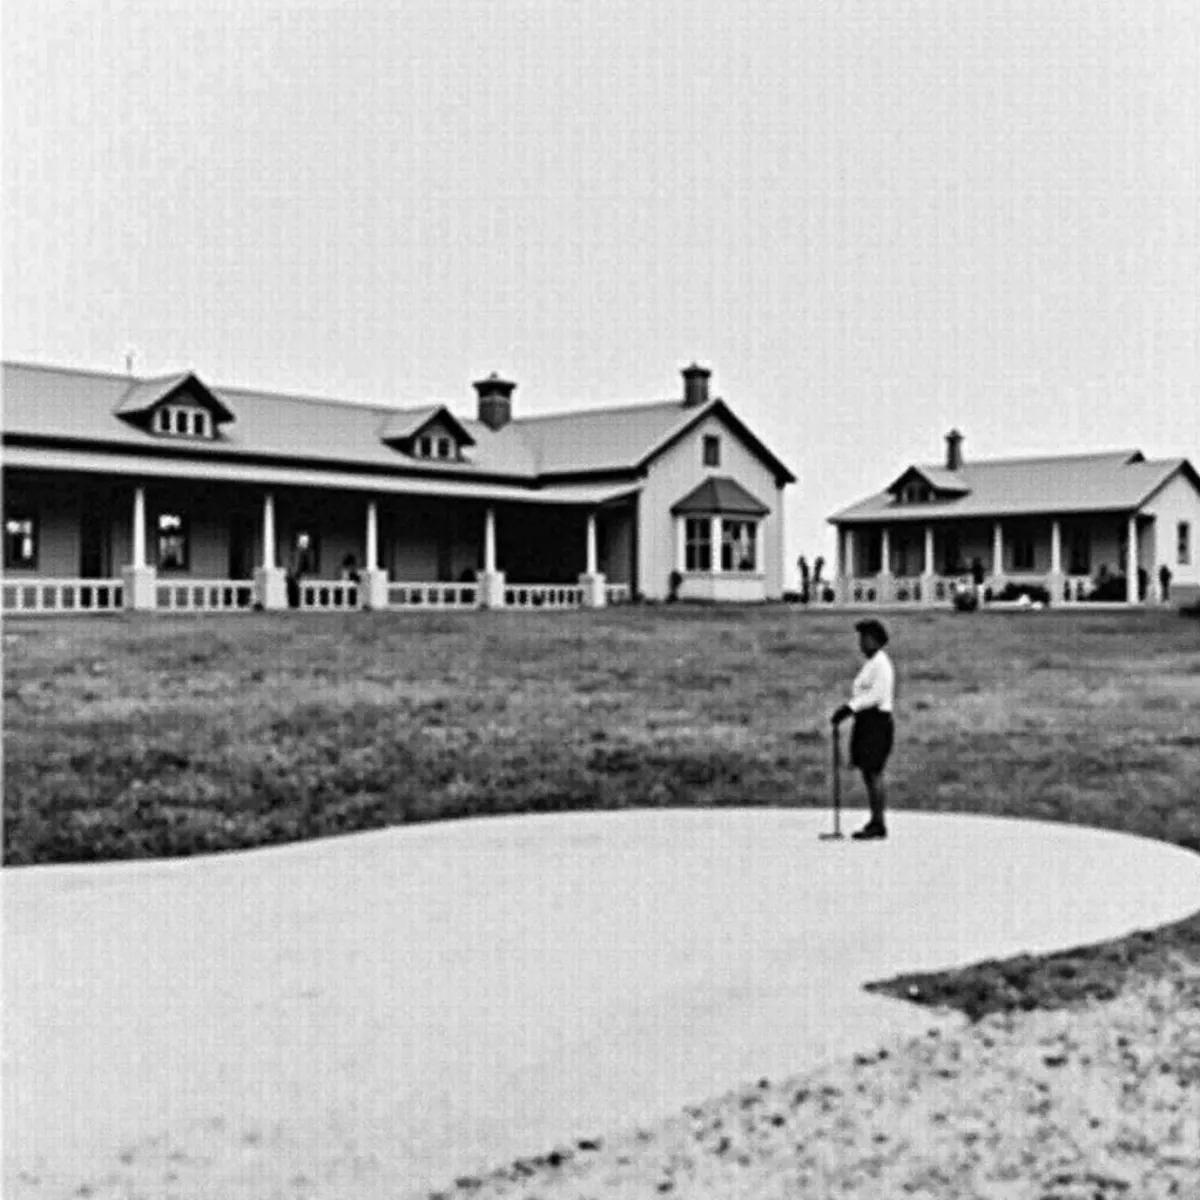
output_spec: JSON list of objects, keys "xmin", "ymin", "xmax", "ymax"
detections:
[{"xmin": 5, "ymin": 808, "xmax": 1200, "ymax": 1198}]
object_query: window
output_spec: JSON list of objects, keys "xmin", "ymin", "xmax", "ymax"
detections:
[
  {"xmin": 900, "ymin": 482, "xmax": 930, "ymax": 505},
  {"xmin": 1180, "ymin": 522, "xmax": 1192, "ymax": 566},
  {"xmin": 154, "ymin": 404, "xmax": 213, "ymax": 439},
  {"xmin": 684, "ymin": 518, "xmax": 711, "ymax": 571},
  {"xmin": 437, "ymin": 436, "xmax": 451, "ymax": 459},
  {"xmin": 417, "ymin": 435, "xmax": 433, "ymax": 458},
  {"xmin": 702, "ymin": 435, "xmax": 720, "ymax": 467},
  {"xmin": 1068, "ymin": 531, "xmax": 1090, "ymax": 575},
  {"xmin": 156, "ymin": 512, "xmax": 189, "ymax": 570},
  {"xmin": 4, "ymin": 514, "xmax": 36, "ymax": 568},
  {"xmin": 1012, "ymin": 535, "xmax": 1035, "ymax": 572},
  {"xmin": 721, "ymin": 520, "xmax": 758, "ymax": 571}
]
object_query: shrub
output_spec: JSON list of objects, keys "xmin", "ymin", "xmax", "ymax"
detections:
[{"xmin": 953, "ymin": 591, "xmax": 979, "ymax": 612}]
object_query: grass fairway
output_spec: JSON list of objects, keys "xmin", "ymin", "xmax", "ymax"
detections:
[
  {"xmin": 4, "ymin": 606, "xmax": 1199, "ymax": 1016},
  {"xmin": 4, "ymin": 606, "xmax": 1197, "ymax": 865}
]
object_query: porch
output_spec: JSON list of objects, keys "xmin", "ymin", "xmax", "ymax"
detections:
[
  {"xmin": 830, "ymin": 513, "xmax": 1164, "ymax": 608},
  {"xmin": 2, "ymin": 473, "xmax": 634, "ymax": 616}
]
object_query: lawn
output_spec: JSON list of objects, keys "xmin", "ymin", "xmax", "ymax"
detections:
[
  {"xmin": 5, "ymin": 606, "xmax": 1198, "ymax": 865},
  {"xmin": 4, "ymin": 606, "xmax": 1199, "ymax": 1017}
]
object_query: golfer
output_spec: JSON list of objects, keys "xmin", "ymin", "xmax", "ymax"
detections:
[{"xmin": 831, "ymin": 618, "xmax": 895, "ymax": 840}]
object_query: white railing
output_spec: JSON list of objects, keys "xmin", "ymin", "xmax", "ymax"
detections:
[
  {"xmin": 299, "ymin": 581, "xmax": 360, "ymax": 611},
  {"xmin": 387, "ymin": 582, "xmax": 479, "ymax": 609},
  {"xmin": 840, "ymin": 573, "xmax": 1122, "ymax": 606},
  {"xmin": 504, "ymin": 584, "xmax": 584, "ymax": 609},
  {"xmin": 155, "ymin": 580, "xmax": 256, "ymax": 612},
  {"xmin": 2, "ymin": 578, "xmax": 124, "ymax": 614},
  {"xmin": 605, "ymin": 583, "xmax": 631, "ymax": 605}
]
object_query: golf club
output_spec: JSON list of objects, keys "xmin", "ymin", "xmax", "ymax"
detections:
[{"xmin": 820, "ymin": 723, "xmax": 844, "ymax": 840}]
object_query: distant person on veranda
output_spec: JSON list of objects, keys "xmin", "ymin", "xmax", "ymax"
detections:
[
  {"xmin": 1159, "ymin": 563, "xmax": 1172, "ymax": 603},
  {"xmin": 831, "ymin": 618, "xmax": 896, "ymax": 841}
]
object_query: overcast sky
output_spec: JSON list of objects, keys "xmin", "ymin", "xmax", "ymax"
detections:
[{"xmin": 4, "ymin": 0, "xmax": 1197, "ymax": 573}]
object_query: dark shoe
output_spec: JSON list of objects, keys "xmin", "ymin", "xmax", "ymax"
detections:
[{"xmin": 852, "ymin": 824, "xmax": 887, "ymax": 840}]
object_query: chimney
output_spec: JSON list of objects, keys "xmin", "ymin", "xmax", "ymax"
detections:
[
  {"xmin": 681, "ymin": 362, "xmax": 711, "ymax": 408},
  {"xmin": 473, "ymin": 373, "xmax": 516, "ymax": 431},
  {"xmin": 945, "ymin": 428, "xmax": 964, "ymax": 471}
]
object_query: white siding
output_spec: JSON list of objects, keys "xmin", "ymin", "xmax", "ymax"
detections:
[
  {"xmin": 1141, "ymin": 470, "xmax": 1200, "ymax": 589},
  {"xmin": 638, "ymin": 414, "xmax": 787, "ymax": 600}
]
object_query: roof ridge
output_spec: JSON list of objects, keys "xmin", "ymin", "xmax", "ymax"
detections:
[
  {"xmin": 5, "ymin": 360, "xmax": 173, "ymax": 384},
  {"xmin": 515, "ymin": 398, "xmax": 683, "ymax": 423},
  {"xmin": 214, "ymin": 383, "xmax": 430, "ymax": 415},
  {"xmin": 916, "ymin": 448, "xmax": 1142, "ymax": 470}
]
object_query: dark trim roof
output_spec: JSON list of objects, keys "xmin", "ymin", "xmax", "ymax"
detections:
[
  {"xmin": 670, "ymin": 476, "xmax": 771, "ymax": 517},
  {"xmin": 642, "ymin": 399, "xmax": 795, "ymax": 486},
  {"xmin": 379, "ymin": 405, "xmax": 477, "ymax": 448},
  {"xmin": 1135, "ymin": 459, "xmax": 1200, "ymax": 507},
  {"xmin": 885, "ymin": 465, "xmax": 970, "ymax": 496},
  {"xmin": 113, "ymin": 372, "xmax": 236, "ymax": 425},
  {"xmin": 4, "ymin": 360, "xmax": 796, "ymax": 491}
]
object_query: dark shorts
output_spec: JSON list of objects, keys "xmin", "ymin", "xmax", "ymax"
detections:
[{"xmin": 850, "ymin": 709, "xmax": 894, "ymax": 776}]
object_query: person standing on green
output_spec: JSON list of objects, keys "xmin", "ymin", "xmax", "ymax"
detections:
[{"xmin": 831, "ymin": 619, "xmax": 895, "ymax": 840}]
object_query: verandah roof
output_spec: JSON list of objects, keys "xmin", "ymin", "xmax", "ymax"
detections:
[
  {"xmin": 829, "ymin": 451, "xmax": 1194, "ymax": 524},
  {"xmin": 4, "ymin": 443, "xmax": 642, "ymax": 508}
]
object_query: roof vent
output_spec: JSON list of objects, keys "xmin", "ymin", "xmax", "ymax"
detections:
[
  {"xmin": 945, "ymin": 428, "xmax": 964, "ymax": 471},
  {"xmin": 473, "ymin": 373, "xmax": 516, "ymax": 431}
]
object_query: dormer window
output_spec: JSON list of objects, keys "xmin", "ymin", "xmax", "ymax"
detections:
[
  {"xmin": 381, "ymin": 405, "xmax": 475, "ymax": 461},
  {"xmin": 154, "ymin": 403, "xmax": 212, "ymax": 439},
  {"xmin": 411, "ymin": 430, "xmax": 460, "ymax": 460}
]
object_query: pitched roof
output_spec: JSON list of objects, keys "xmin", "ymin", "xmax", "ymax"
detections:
[
  {"xmin": 671, "ymin": 476, "xmax": 771, "ymax": 516},
  {"xmin": 830, "ymin": 449, "xmax": 1196, "ymax": 524},
  {"xmin": 1, "ymin": 361, "xmax": 796, "ymax": 487},
  {"xmin": 518, "ymin": 400, "xmax": 689, "ymax": 473}
]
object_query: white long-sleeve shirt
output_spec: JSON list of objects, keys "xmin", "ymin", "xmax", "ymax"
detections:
[{"xmin": 849, "ymin": 649, "xmax": 895, "ymax": 714}]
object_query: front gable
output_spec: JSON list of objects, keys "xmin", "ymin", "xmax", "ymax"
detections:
[
  {"xmin": 640, "ymin": 399, "xmax": 796, "ymax": 487},
  {"xmin": 380, "ymin": 406, "xmax": 477, "ymax": 463},
  {"xmin": 885, "ymin": 466, "xmax": 970, "ymax": 505},
  {"xmin": 113, "ymin": 373, "xmax": 235, "ymax": 441}
]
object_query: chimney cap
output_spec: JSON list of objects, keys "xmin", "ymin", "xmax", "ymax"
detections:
[
  {"xmin": 682, "ymin": 362, "xmax": 711, "ymax": 378},
  {"xmin": 472, "ymin": 372, "xmax": 516, "ymax": 398}
]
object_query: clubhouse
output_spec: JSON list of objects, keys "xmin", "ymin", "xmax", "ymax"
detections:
[{"xmin": 2, "ymin": 361, "xmax": 794, "ymax": 615}]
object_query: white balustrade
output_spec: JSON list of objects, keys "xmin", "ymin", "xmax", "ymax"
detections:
[
  {"xmin": 387, "ymin": 582, "xmax": 479, "ymax": 609},
  {"xmin": 155, "ymin": 580, "xmax": 256, "ymax": 612},
  {"xmin": 2, "ymin": 578, "xmax": 124, "ymax": 614},
  {"xmin": 299, "ymin": 581, "xmax": 361, "ymax": 611},
  {"xmin": 504, "ymin": 584, "xmax": 584, "ymax": 610}
]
